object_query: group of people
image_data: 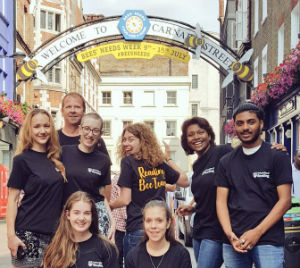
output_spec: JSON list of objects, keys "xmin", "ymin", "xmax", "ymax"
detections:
[{"xmin": 6, "ymin": 93, "xmax": 297, "ymax": 268}]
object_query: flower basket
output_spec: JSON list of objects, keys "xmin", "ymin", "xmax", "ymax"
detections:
[{"xmin": 0, "ymin": 97, "xmax": 30, "ymax": 125}]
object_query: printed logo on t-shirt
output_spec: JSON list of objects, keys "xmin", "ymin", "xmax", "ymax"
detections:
[
  {"xmin": 253, "ymin": 171, "xmax": 270, "ymax": 179},
  {"xmin": 202, "ymin": 167, "xmax": 215, "ymax": 175},
  {"xmin": 138, "ymin": 166, "xmax": 166, "ymax": 191},
  {"xmin": 88, "ymin": 168, "xmax": 102, "ymax": 176},
  {"xmin": 88, "ymin": 261, "xmax": 103, "ymax": 267}
]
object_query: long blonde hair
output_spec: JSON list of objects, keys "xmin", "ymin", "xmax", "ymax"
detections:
[
  {"xmin": 117, "ymin": 123, "xmax": 165, "ymax": 168},
  {"xmin": 43, "ymin": 192, "xmax": 95, "ymax": 267},
  {"xmin": 15, "ymin": 108, "xmax": 66, "ymax": 182},
  {"xmin": 43, "ymin": 191, "xmax": 116, "ymax": 268}
]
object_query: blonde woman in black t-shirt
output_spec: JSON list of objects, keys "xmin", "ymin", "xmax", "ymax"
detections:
[
  {"xmin": 7, "ymin": 109, "xmax": 67, "ymax": 268},
  {"xmin": 125, "ymin": 200, "xmax": 192, "ymax": 268},
  {"xmin": 109, "ymin": 123, "xmax": 189, "ymax": 258},
  {"xmin": 43, "ymin": 191, "xmax": 118, "ymax": 268}
]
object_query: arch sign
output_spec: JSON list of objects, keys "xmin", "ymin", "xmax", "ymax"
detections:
[{"xmin": 18, "ymin": 10, "xmax": 253, "ymax": 88}]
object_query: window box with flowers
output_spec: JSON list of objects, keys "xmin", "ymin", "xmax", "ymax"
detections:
[
  {"xmin": 224, "ymin": 41, "xmax": 300, "ymax": 138},
  {"xmin": 0, "ymin": 96, "xmax": 30, "ymax": 126}
]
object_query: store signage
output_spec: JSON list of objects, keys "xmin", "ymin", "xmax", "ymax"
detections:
[
  {"xmin": 278, "ymin": 97, "xmax": 296, "ymax": 118},
  {"xmin": 18, "ymin": 10, "xmax": 239, "ymax": 82},
  {"xmin": 76, "ymin": 41, "xmax": 190, "ymax": 63}
]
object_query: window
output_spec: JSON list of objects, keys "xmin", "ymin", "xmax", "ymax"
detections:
[
  {"xmin": 262, "ymin": 0, "xmax": 267, "ymax": 23},
  {"xmin": 191, "ymin": 103, "xmax": 198, "ymax": 117},
  {"xmin": 40, "ymin": 10, "xmax": 46, "ymax": 29},
  {"xmin": 278, "ymin": 23, "xmax": 284, "ymax": 64},
  {"xmin": 40, "ymin": 10, "xmax": 61, "ymax": 32},
  {"xmin": 51, "ymin": 110, "xmax": 57, "ymax": 126},
  {"xmin": 102, "ymin": 91, "xmax": 111, "ymax": 104},
  {"xmin": 166, "ymin": 121, "xmax": 176, "ymax": 136},
  {"xmin": 46, "ymin": 64, "xmax": 61, "ymax": 83},
  {"xmin": 123, "ymin": 120, "xmax": 133, "ymax": 128},
  {"xmin": 167, "ymin": 91, "xmax": 176, "ymax": 105},
  {"xmin": 144, "ymin": 120, "xmax": 154, "ymax": 131},
  {"xmin": 192, "ymin": 75, "xmax": 198, "ymax": 89},
  {"xmin": 102, "ymin": 121, "xmax": 111, "ymax": 136},
  {"xmin": 291, "ymin": 2, "xmax": 300, "ymax": 49},
  {"xmin": 261, "ymin": 45, "xmax": 268, "ymax": 83},
  {"xmin": 142, "ymin": 91, "xmax": 154, "ymax": 106},
  {"xmin": 254, "ymin": 0, "xmax": 259, "ymax": 35},
  {"xmin": 123, "ymin": 91, "xmax": 132, "ymax": 104}
]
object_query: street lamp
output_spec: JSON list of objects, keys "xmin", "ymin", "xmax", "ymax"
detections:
[{"xmin": 0, "ymin": 48, "xmax": 26, "ymax": 59}]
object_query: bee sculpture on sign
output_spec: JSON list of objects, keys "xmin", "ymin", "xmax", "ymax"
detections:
[
  {"xmin": 184, "ymin": 33, "xmax": 254, "ymax": 88},
  {"xmin": 16, "ymin": 59, "xmax": 48, "ymax": 84},
  {"xmin": 221, "ymin": 48, "xmax": 254, "ymax": 88}
]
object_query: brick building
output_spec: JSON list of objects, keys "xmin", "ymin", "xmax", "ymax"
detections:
[{"xmin": 220, "ymin": 0, "xmax": 300, "ymax": 155}]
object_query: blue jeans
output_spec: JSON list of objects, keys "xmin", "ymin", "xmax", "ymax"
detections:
[
  {"xmin": 123, "ymin": 229, "xmax": 144, "ymax": 258},
  {"xmin": 223, "ymin": 243, "xmax": 284, "ymax": 268},
  {"xmin": 193, "ymin": 239, "xmax": 223, "ymax": 268}
]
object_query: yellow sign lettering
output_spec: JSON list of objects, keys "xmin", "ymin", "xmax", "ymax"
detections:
[{"xmin": 76, "ymin": 41, "xmax": 190, "ymax": 63}]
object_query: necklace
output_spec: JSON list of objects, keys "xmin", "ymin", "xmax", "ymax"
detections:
[{"xmin": 148, "ymin": 252, "xmax": 165, "ymax": 268}]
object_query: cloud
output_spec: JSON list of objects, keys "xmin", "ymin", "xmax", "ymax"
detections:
[{"xmin": 82, "ymin": 0, "xmax": 219, "ymax": 33}]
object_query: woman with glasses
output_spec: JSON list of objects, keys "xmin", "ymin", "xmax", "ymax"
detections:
[{"xmin": 61, "ymin": 112, "xmax": 115, "ymax": 239}]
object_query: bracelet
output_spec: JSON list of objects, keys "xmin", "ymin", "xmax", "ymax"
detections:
[{"xmin": 166, "ymin": 158, "xmax": 172, "ymax": 162}]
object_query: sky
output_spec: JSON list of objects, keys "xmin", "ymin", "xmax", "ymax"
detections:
[{"xmin": 82, "ymin": 0, "xmax": 220, "ymax": 33}]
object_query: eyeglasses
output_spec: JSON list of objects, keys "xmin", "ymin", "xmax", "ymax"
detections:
[{"xmin": 81, "ymin": 126, "xmax": 101, "ymax": 135}]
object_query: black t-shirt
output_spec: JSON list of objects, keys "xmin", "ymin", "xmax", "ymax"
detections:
[
  {"xmin": 118, "ymin": 155, "xmax": 180, "ymax": 232},
  {"xmin": 192, "ymin": 144, "xmax": 232, "ymax": 241},
  {"xmin": 7, "ymin": 149, "xmax": 64, "ymax": 235},
  {"xmin": 69, "ymin": 235, "xmax": 119, "ymax": 268},
  {"xmin": 215, "ymin": 141, "xmax": 293, "ymax": 246},
  {"xmin": 125, "ymin": 241, "xmax": 192, "ymax": 268},
  {"xmin": 58, "ymin": 129, "xmax": 109, "ymax": 157},
  {"xmin": 62, "ymin": 145, "xmax": 111, "ymax": 203}
]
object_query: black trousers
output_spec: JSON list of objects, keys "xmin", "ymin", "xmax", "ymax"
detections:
[{"xmin": 115, "ymin": 230, "xmax": 125, "ymax": 268}]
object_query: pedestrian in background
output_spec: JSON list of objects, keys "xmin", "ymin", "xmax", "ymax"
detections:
[
  {"xmin": 125, "ymin": 200, "xmax": 192, "ymax": 268},
  {"xmin": 6, "ymin": 109, "xmax": 66, "ymax": 267},
  {"xmin": 109, "ymin": 123, "xmax": 189, "ymax": 258},
  {"xmin": 61, "ymin": 112, "xmax": 115, "ymax": 239},
  {"xmin": 216, "ymin": 102, "xmax": 292, "ymax": 268},
  {"xmin": 43, "ymin": 191, "xmax": 119, "ymax": 268},
  {"xmin": 110, "ymin": 171, "xmax": 127, "ymax": 268}
]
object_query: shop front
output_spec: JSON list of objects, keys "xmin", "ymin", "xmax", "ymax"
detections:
[
  {"xmin": 266, "ymin": 88, "xmax": 300, "ymax": 162},
  {"xmin": 0, "ymin": 120, "xmax": 18, "ymax": 218}
]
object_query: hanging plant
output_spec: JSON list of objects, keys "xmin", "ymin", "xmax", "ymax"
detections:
[
  {"xmin": 224, "ymin": 41, "xmax": 300, "ymax": 138},
  {"xmin": 0, "ymin": 97, "xmax": 30, "ymax": 125}
]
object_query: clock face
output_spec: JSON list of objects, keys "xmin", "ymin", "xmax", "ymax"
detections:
[{"xmin": 126, "ymin": 16, "xmax": 143, "ymax": 33}]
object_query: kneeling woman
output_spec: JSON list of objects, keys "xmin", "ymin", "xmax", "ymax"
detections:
[
  {"xmin": 125, "ymin": 200, "xmax": 192, "ymax": 268},
  {"xmin": 43, "ymin": 191, "xmax": 119, "ymax": 268}
]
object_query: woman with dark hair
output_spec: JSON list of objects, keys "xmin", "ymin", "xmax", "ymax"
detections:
[
  {"xmin": 43, "ymin": 191, "xmax": 118, "ymax": 268},
  {"xmin": 6, "ymin": 109, "xmax": 67, "ymax": 268},
  {"xmin": 178, "ymin": 116, "xmax": 286, "ymax": 268},
  {"xmin": 125, "ymin": 200, "xmax": 192, "ymax": 268},
  {"xmin": 178, "ymin": 117, "xmax": 232, "ymax": 268},
  {"xmin": 109, "ymin": 123, "xmax": 189, "ymax": 257}
]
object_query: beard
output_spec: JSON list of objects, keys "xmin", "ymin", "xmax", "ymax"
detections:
[{"xmin": 237, "ymin": 126, "xmax": 261, "ymax": 145}]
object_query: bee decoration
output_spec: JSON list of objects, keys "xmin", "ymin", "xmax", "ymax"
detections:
[
  {"xmin": 184, "ymin": 23, "xmax": 204, "ymax": 59},
  {"xmin": 221, "ymin": 48, "xmax": 254, "ymax": 88},
  {"xmin": 17, "ymin": 59, "xmax": 48, "ymax": 84}
]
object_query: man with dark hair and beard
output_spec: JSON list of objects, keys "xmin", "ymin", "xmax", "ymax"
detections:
[{"xmin": 215, "ymin": 102, "xmax": 292, "ymax": 268}]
